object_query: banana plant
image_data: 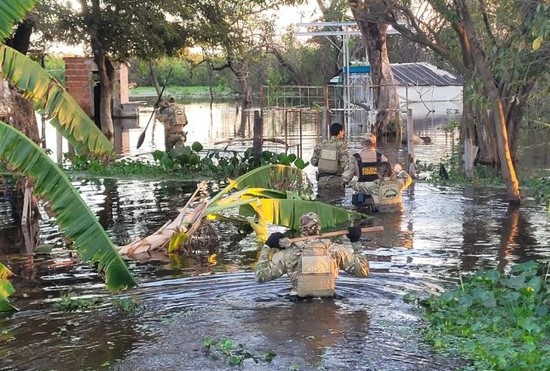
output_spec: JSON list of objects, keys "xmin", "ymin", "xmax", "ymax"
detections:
[
  {"xmin": 1, "ymin": 1, "xmax": 114, "ymax": 158},
  {"xmin": 164, "ymin": 165, "xmax": 367, "ymax": 250},
  {"xmin": 208, "ymin": 164, "xmax": 315, "ymax": 205},
  {"xmin": 0, "ymin": 121, "xmax": 137, "ymax": 292},
  {"xmin": 0, "ymin": 45, "xmax": 115, "ymax": 158},
  {"xmin": 0, "ymin": 1, "xmax": 37, "ymax": 40},
  {"xmin": 124, "ymin": 165, "xmax": 367, "ymax": 256},
  {"xmin": 0, "ymin": 0, "xmax": 133, "ymax": 311}
]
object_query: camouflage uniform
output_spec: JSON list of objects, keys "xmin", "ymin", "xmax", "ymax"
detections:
[
  {"xmin": 349, "ymin": 170, "xmax": 412, "ymax": 212},
  {"xmin": 156, "ymin": 99, "xmax": 188, "ymax": 151},
  {"xmin": 310, "ymin": 137, "xmax": 349, "ymax": 199},
  {"xmin": 255, "ymin": 213, "xmax": 369, "ymax": 297}
]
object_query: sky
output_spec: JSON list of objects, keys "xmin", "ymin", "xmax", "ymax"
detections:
[
  {"xmin": 276, "ymin": 2, "xmax": 320, "ymax": 31},
  {"xmin": 46, "ymin": 1, "xmax": 321, "ymax": 56}
]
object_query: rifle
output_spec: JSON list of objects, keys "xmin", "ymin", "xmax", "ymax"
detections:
[
  {"xmin": 136, "ymin": 68, "xmax": 173, "ymax": 149},
  {"xmin": 287, "ymin": 226, "xmax": 383, "ymax": 243}
]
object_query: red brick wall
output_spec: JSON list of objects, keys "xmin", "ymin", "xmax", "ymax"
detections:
[{"xmin": 64, "ymin": 57, "xmax": 94, "ymax": 117}]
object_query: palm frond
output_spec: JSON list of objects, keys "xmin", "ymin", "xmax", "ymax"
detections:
[
  {"xmin": 0, "ymin": 45, "xmax": 114, "ymax": 158},
  {"xmin": 0, "ymin": 121, "xmax": 136, "ymax": 291},
  {"xmin": 0, "ymin": 0, "xmax": 37, "ymax": 40}
]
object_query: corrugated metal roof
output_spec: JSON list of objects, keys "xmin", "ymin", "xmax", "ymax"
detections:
[
  {"xmin": 390, "ymin": 62, "xmax": 463, "ymax": 86},
  {"xmin": 339, "ymin": 62, "xmax": 463, "ymax": 86}
]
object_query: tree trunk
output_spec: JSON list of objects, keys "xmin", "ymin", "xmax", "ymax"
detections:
[
  {"xmin": 232, "ymin": 60, "xmax": 251, "ymax": 138},
  {"xmin": 91, "ymin": 35, "xmax": 115, "ymax": 144},
  {"xmin": 3, "ymin": 20, "xmax": 41, "ymax": 229},
  {"xmin": 460, "ymin": 1, "xmax": 520, "ymax": 203},
  {"xmin": 350, "ymin": 1, "xmax": 402, "ymax": 138}
]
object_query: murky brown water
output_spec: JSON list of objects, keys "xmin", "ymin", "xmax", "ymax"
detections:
[{"xmin": 1, "ymin": 103, "xmax": 550, "ymax": 370}]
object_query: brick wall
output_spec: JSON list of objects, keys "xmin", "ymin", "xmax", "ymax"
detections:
[
  {"xmin": 64, "ymin": 57, "xmax": 94, "ymax": 117},
  {"xmin": 64, "ymin": 57, "xmax": 131, "ymax": 120}
]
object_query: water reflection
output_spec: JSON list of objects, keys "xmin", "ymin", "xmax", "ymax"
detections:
[{"xmin": 3, "ymin": 103, "xmax": 550, "ymax": 369}]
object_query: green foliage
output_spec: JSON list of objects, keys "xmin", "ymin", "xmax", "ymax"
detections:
[
  {"xmin": 53, "ymin": 292, "xmax": 140, "ymax": 314},
  {"xmin": 44, "ymin": 55, "xmax": 65, "ymax": 86},
  {"xmin": 0, "ymin": 121, "xmax": 137, "ymax": 291},
  {"xmin": 523, "ymin": 174, "xmax": 550, "ymax": 210},
  {"xmin": 421, "ymin": 262, "xmax": 550, "ymax": 370},
  {"xmin": 203, "ymin": 337, "xmax": 276, "ymax": 366},
  {"xmin": 0, "ymin": 262, "xmax": 16, "ymax": 312},
  {"xmin": 0, "ymin": 0, "xmax": 37, "ymax": 39},
  {"xmin": 54, "ymin": 293, "xmax": 102, "ymax": 312},
  {"xmin": 203, "ymin": 164, "xmax": 367, "ymax": 242},
  {"xmin": 112, "ymin": 296, "xmax": 140, "ymax": 314},
  {"xmin": 0, "ymin": 45, "xmax": 115, "ymax": 159},
  {"xmin": 66, "ymin": 142, "xmax": 309, "ymax": 181}
]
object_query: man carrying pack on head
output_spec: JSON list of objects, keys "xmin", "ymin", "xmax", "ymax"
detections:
[{"xmin": 255, "ymin": 212, "xmax": 369, "ymax": 298}]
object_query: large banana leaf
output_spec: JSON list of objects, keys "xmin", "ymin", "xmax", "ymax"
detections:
[
  {"xmin": 241, "ymin": 198, "xmax": 365, "ymax": 231},
  {"xmin": 0, "ymin": 262, "xmax": 16, "ymax": 312},
  {"xmin": 0, "ymin": 121, "xmax": 137, "ymax": 291},
  {"xmin": 206, "ymin": 184, "xmax": 368, "ymax": 242},
  {"xmin": 0, "ymin": 45, "xmax": 115, "ymax": 158},
  {"xmin": 0, "ymin": 0, "xmax": 37, "ymax": 39},
  {"xmin": 210, "ymin": 164, "xmax": 314, "ymax": 204}
]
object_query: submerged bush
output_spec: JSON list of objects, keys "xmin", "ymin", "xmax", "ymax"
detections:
[{"xmin": 420, "ymin": 261, "xmax": 550, "ymax": 370}]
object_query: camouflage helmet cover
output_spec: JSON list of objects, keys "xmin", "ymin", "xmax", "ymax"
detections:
[{"xmin": 299, "ymin": 212, "xmax": 321, "ymax": 235}]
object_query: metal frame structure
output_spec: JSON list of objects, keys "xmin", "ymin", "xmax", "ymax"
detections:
[
  {"xmin": 295, "ymin": 22, "xmax": 363, "ymax": 135},
  {"xmin": 295, "ymin": 22, "xmax": 401, "ymax": 138}
]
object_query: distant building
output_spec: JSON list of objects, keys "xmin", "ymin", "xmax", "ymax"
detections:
[{"xmin": 330, "ymin": 62, "xmax": 463, "ymax": 126}]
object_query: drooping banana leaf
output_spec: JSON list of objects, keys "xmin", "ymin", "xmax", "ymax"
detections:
[
  {"xmin": 209, "ymin": 164, "xmax": 314, "ymax": 204},
  {"xmin": 0, "ymin": 0, "xmax": 37, "ymax": 39},
  {"xmin": 0, "ymin": 262, "xmax": 16, "ymax": 312},
  {"xmin": 0, "ymin": 45, "xmax": 115, "ymax": 158},
  {"xmin": 207, "ymin": 185, "xmax": 368, "ymax": 240},
  {"xmin": 0, "ymin": 121, "xmax": 137, "ymax": 291},
  {"xmin": 241, "ymin": 198, "xmax": 366, "ymax": 231}
]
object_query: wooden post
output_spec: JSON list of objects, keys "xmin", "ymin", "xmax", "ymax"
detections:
[
  {"xmin": 321, "ymin": 107, "xmax": 328, "ymax": 140},
  {"xmin": 298, "ymin": 110, "xmax": 303, "ymax": 158},
  {"xmin": 252, "ymin": 110, "xmax": 263, "ymax": 165},
  {"xmin": 406, "ymin": 109, "xmax": 416, "ymax": 177},
  {"xmin": 288, "ymin": 226, "xmax": 384, "ymax": 243}
]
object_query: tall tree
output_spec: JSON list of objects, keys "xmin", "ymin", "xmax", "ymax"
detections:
[
  {"xmin": 354, "ymin": 0, "xmax": 550, "ymax": 204},
  {"xmin": 349, "ymin": 0, "xmax": 402, "ymax": 137},
  {"xmin": 38, "ymin": 0, "xmax": 189, "ymax": 143},
  {"xmin": 185, "ymin": 0, "xmax": 297, "ymax": 136}
]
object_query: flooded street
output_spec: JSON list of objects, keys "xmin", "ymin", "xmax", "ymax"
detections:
[{"xmin": 1, "ymin": 103, "xmax": 550, "ymax": 370}]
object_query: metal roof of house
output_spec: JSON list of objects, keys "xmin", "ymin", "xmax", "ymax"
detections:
[
  {"xmin": 390, "ymin": 62, "xmax": 463, "ymax": 86},
  {"xmin": 339, "ymin": 62, "xmax": 463, "ymax": 87}
]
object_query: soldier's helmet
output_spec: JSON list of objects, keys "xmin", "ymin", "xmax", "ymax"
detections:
[{"xmin": 299, "ymin": 212, "xmax": 321, "ymax": 236}]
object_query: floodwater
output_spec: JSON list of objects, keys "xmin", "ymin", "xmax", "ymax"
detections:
[{"xmin": 2, "ymin": 102, "xmax": 550, "ymax": 370}]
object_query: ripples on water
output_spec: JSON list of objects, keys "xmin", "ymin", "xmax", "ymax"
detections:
[
  {"xmin": 2, "ymin": 112, "xmax": 550, "ymax": 369},
  {"xmin": 2, "ymin": 178, "xmax": 548, "ymax": 370}
]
